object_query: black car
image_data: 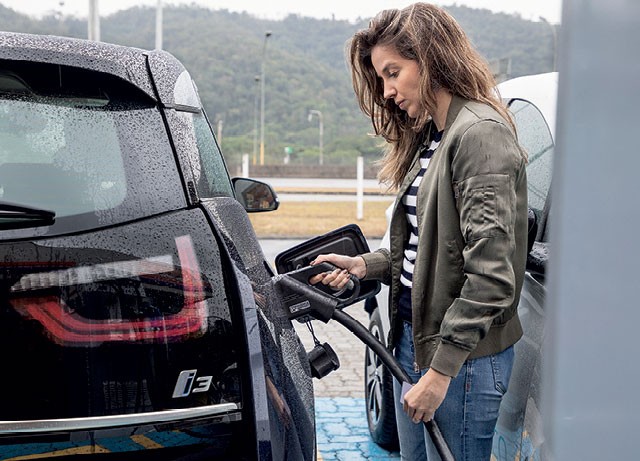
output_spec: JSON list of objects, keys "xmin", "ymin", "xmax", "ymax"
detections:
[{"xmin": 0, "ymin": 32, "xmax": 315, "ymax": 460}]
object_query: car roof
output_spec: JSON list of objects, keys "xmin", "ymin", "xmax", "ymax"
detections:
[
  {"xmin": 498, "ymin": 71, "xmax": 558, "ymax": 140},
  {"xmin": 0, "ymin": 31, "xmax": 158, "ymax": 99},
  {"xmin": 0, "ymin": 31, "xmax": 203, "ymax": 111}
]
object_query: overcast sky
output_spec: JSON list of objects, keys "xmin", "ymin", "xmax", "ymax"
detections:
[{"xmin": 0, "ymin": 0, "xmax": 563, "ymax": 23}]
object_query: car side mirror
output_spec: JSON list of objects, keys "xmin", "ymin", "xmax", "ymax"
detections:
[
  {"xmin": 275, "ymin": 224, "xmax": 381, "ymax": 307},
  {"xmin": 232, "ymin": 177, "xmax": 279, "ymax": 213}
]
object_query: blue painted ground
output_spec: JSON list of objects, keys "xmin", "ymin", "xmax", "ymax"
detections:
[{"xmin": 315, "ymin": 397, "xmax": 400, "ymax": 460}]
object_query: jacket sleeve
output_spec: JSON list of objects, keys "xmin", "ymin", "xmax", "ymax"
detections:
[
  {"xmin": 361, "ymin": 248, "xmax": 392, "ymax": 285},
  {"xmin": 430, "ymin": 119, "xmax": 526, "ymax": 377}
]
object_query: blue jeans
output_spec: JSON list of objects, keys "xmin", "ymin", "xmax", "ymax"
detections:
[{"xmin": 392, "ymin": 321, "xmax": 514, "ymax": 461}]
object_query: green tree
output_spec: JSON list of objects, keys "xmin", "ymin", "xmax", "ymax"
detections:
[{"xmin": 0, "ymin": 4, "xmax": 557, "ymax": 168}]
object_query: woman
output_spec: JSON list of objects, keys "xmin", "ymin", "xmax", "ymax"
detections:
[{"xmin": 311, "ymin": 3, "xmax": 528, "ymax": 460}]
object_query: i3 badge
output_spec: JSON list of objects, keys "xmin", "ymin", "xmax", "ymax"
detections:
[{"xmin": 172, "ymin": 369, "xmax": 213, "ymax": 398}]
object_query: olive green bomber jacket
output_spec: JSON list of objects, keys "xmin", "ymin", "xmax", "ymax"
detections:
[{"xmin": 362, "ymin": 95, "xmax": 528, "ymax": 378}]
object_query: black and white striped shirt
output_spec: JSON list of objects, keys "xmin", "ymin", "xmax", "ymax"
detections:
[{"xmin": 400, "ymin": 130, "xmax": 443, "ymax": 289}]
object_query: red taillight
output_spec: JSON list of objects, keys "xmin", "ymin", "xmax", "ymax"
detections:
[{"xmin": 10, "ymin": 235, "xmax": 208, "ymax": 345}]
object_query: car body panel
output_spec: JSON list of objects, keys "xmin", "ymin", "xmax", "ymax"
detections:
[
  {"xmin": 200, "ymin": 196, "xmax": 316, "ymax": 460},
  {"xmin": 147, "ymin": 50, "xmax": 201, "ymax": 110},
  {"xmin": 492, "ymin": 273, "xmax": 546, "ymax": 461}
]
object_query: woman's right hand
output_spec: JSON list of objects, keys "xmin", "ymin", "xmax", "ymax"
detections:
[{"xmin": 308, "ymin": 254, "xmax": 367, "ymax": 289}]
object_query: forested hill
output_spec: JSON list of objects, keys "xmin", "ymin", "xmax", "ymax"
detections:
[{"xmin": 0, "ymin": 4, "xmax": 557, "ymax": 167}]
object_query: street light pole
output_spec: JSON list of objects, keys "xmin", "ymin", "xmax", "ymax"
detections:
[
  {"xmin": 88, "ymin": 0, "xmax": 100, "ymax": 41},
  {"xmin": 308, "ymin": 109, "xmax": 324, "ymax": 165},
  {"xmin": 259, "ymin": 31, "xmax": 272, "ymax": 166},
  {"xmin": 253, "ymin": 75, "xmax": 260, "ymax": 165},
  {"xmin": 155, "ymin": 0, "xmax": 162, "ymax": 50},
  {"xmin": 217, "ymin": 119, "xmax": 223, "ymax": 145},
  {"xmin": 540, "ymin": 17, "xmax": 557, "ymax": 72}
]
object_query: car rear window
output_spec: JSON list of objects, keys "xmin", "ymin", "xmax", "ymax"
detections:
[
  {"xmin": 0, "ymin": 60, "xmax": 185, "ymax": 233},
  {"xmin": 0, "ymin": 96, "xmax": 127, "ymax": 217}
]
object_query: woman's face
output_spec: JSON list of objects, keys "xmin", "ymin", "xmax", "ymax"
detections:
[{"xmin": 371, "ymin": 45, "xmax": 422, "ymax": 118}]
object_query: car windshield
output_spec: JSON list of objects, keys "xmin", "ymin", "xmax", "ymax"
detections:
[{"xmin": 509, "ymin": 98, "xmax": 554, "ymax": 217}]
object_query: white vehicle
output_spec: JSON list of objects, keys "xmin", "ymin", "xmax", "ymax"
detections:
[{"xmin": 363, "ymin": 72, "xmax": 558, "ymax": 459}]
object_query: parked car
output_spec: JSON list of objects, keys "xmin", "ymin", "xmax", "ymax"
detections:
[
  {"xmin": 0, "ymin": 32, "xmax": 315, "ymax": 460},
  {"xmin": 362, "ymin": 72, "xmax": 557, "ymax": 459}
]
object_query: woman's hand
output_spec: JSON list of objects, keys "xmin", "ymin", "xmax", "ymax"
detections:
[
  {"xmin": 403, "ymin": 368, "xmax": 451, "ymax": 423},
  {"xmin": 308, "ymin": 254, "xmax": 367, "ymax": 289}
]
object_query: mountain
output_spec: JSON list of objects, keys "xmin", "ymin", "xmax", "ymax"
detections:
[{"xmin": 0, "ymin": 4, "xmax": 557, "ymax": 168}]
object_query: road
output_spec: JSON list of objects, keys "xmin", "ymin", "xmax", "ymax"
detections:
[
  {"xmin": 253, "ymin": 177, "xmax": 385, "ymax": 191},
  {"xmin": 277, "ymin": 193, "xmax": 392, "ymax": 202},
  {"xmin": 254, "ymin": 177, "xmax": 394, "ymax": 203}
]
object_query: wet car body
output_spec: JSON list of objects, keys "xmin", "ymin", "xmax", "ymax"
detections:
[
  {"xmin": 362, "ymin": 72, "xmax": 557, "ymax": 459},
  {"xmin": 0, "ymin": 32, "xmax": 314, "ymax": 460}
]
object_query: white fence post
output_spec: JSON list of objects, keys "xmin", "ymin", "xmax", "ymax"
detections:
[
  {"xmin": 356, "ymin": 156, "xmax": 364, "ymax": 220},
  {"xmin": 242, "ymin": 154, "xmax": 249, "ymax": 178}
]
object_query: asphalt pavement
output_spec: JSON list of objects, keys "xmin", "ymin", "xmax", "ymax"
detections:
[{"xmin": 253, "ymin": 177, "xmax": 385, "ymax": 191}]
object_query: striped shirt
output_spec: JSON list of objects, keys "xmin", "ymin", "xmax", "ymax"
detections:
[{"xmin": 398, "ymin": 130, "xmax": 443, "ymax": 322}]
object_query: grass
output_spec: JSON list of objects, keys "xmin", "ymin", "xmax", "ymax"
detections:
[{"xmin": 248, "ymin": 199, "xmax": 394, "ymax": 239}]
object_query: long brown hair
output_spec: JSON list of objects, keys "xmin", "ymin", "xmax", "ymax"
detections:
[{"xmin": 348, "ymin": 3, "xmax": 514, "ymax": 189}]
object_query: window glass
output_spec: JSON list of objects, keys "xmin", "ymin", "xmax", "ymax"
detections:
[
  {"xmin": 508, "ymin": 99, "xmax": 554, "ymax": 215},
  {"xmin": 0, "ymin": 96, "xmax": 126, "ymax": 217},
  {"xmin": 0, "ymin": 61, "xmax": 186, "ymax": 234},
  {"xmin": 191, "ymin": 113, "xmax": 233, "ymax": 198}
]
